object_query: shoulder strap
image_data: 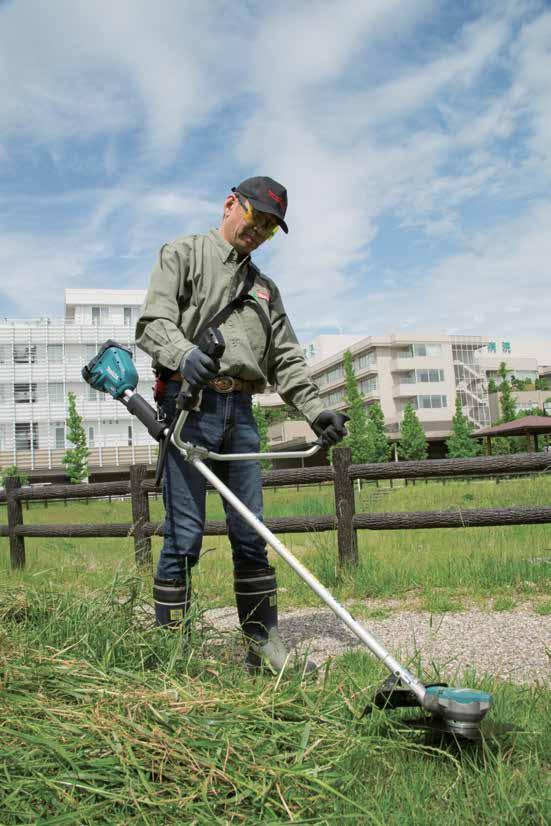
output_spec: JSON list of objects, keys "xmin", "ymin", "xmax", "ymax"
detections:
[{"xmin": 194, "ymin": 261, "xmax": 272, "ymax": 361}]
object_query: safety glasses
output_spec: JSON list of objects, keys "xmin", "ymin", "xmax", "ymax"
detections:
[{"xmin": 234, "ymin": 191, "xmax": 279, "ymax": 239}]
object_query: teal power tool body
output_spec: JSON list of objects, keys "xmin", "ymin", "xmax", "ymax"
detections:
[{"xmin": 82, "ymin": 334, "xmax": 504, "ymax": 742}]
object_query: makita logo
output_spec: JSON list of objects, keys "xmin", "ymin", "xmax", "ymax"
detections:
[{"xmin": 268, "ymin": 189, "xmax": 283, "ymax": 206}]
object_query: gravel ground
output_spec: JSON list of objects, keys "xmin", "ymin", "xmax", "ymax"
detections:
[{"xmin": 204, "ymin": 604, "xmax": 551, "ymax": 685}]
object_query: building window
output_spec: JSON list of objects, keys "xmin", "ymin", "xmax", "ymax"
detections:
[
  {"xmin": 13, "ymin": 344, "xmax": 37, "ymax": 364},
  {"xmin": 128, "ymin": 425, "xmax": 133, "ymax": 446},
  {"xmin": 15, "ymin": 423, "xmax": 38, "ymax": 450},
  {"xmin": 360, "ymin": 376, "xmax": 378, "ymax": 394},
  {"xmin": 516, "ymin": 401, "xmax": 539, "ymax": 413},
  {"xmin": 417, "ymin": 395, "xmax": 447, "ymax": 409},
  {"xmin": 55, "ymin": 425, "xmax": 65, "ymax": 449},
  {"xmin": 398, "ymin": 343, "xmax": 443, "ymax": 358},
  {"xmin": 400, "ymin": 372, "xmax": 416, "ymax": 384},
  {"xmin": 49, "ymin": 382, "xmax": 64, "ymax": 403},
  {"xmin": 14, "ymin": 383, "xmax": 37, "ymax": 404},
  {"xmin": 416, "ymin": 369, "xmax": 444, "ymax": 383},
  {"xmin": 0, "ymin": 345, "xmax": 11, "ymax": 364},
  {"xmin": 326, "ymin": 389, "xmax": 346, "ymax": 405},
  {"xmin": 92, "ymin": 307, "xmax": 109, "ymax": 325},
  {"xmin": 395, "ymin": 346, "xmax": 413, "ymax": 358},
  {"xmin": 354, "ymin": 351, "xmax": 376, "ymax": 371},
  {"xmin": 47, "ymin": 344, "xmax": 63, "ymax": 362},
  {"xmin": 88, "ymin": 426, "xmax": 95, "ymax": 447},
  {"xmin": 65, "ymin": 306, "xmax": 76, "ymax": 324},
  {"xmin": 412, "ymin": 343, "xmax": 443, "ymax": 357},
  {"xmin": 324, "ymin": 365, "xmax": 344, "ymax": 385},
  {"xmin": 425, "ymin": 344, "xmax": 442, "ymax": 356},
  {"xmin": 124, "ymin": 307, "xmax": 133, "ymax": 326},
  {"xmin": 0, "ymin": 384, "xmax": 8, "ymax": 404}
]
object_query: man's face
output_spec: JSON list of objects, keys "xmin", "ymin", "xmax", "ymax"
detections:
[{"xmin": 219, "ymin": 193, "xmax": 277, "ymax": 256}]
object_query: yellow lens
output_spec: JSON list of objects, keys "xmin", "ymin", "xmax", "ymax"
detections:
[{"xmin": 238, "ymin": 194, "xmax": 279, "ymax": 238}]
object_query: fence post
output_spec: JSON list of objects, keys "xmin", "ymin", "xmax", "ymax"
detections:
[
  {"xmin": 332, "ymin": 447, "xmax": 358, "ymax": 568},
  {"xmin": 5, "ymin": 476, "xmax": 25, "ymax": 570},
  {"xmin": 130, "ymin": 464, "xmax": 152, "ymax": 568}
]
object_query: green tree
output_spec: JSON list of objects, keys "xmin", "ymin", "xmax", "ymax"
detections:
[
  {"xmin": 341, "ymin": 350, "xmax": 370, "ymax": 463},
  {"xmin": 62, "ymin": 391, "xmax": 90, "ymax": 483},
  {"xmin": 487, "ymin": 378, "xmax": 498, "ymax": 394},
  {"xmin": 498, "ymin": 362, "xmax": 517, "ymax": 422},
  {"xmin": 365, "ymin": 400, "xmax": 391, "ymax": 463},
  {"xmin": 252, "ymin": 403, "xmax": 272, "ymax": 470},
  {"xmin": 263, "ymin": 403, "xmax": 302, "ymax": 426},
  {"xmin": 398, "ymin": 403, "xmax": 428, "ymax": 460},
  {"xmin": 493, "ymin": 362, "xmax": 519, "ymax": 454},
  {"xmin": 0, "ymin": 465, "xmax": 29, "ymax": 486},
  {"xmin": 446, "ymin": 394, "xmax": 481, "ymax": 458}
]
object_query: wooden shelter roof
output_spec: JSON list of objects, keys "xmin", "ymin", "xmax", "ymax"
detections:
[{"xmin": 472, "ymin": 416, "xmax": 551, "ymax": 438}]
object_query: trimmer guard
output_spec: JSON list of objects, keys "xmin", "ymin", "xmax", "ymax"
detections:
[{"xmin": 365, "ymin": 675, "xmax": 494, "ymax": 739}]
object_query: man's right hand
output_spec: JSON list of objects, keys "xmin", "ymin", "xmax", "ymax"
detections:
[{"xmin": 180, "ymin": 347, "xmax": 219, "ymax": 387}]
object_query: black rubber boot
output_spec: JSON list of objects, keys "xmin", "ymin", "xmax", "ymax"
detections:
[
  {"xmin": 153, "ymin": 575, "xmax": 191, "ymax": 631},
  {"xmin": 234, "ymin": 566, "xmax": 315, "ymax": 675}
]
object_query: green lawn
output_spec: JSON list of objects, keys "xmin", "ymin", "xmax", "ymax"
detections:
[{"xmin": 1, "ymin": 475, "xmax": 550, "ymax": 610}]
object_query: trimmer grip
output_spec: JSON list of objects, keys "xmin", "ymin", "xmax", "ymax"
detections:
[
  {"xmin": 125, "ymin": 393, "xmax": 167, "ymax": 441},
  {"xmin": 177, "ymin": 326, "xmax": 226, "ymax": 412}
]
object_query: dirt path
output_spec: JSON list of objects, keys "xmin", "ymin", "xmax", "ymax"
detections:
[{"xmin": 205, "ymin": 603, "xmax": 551, "ymax": 684}]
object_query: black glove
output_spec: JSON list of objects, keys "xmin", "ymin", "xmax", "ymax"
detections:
[
  {"xmin": 312, "ymin": 410, "xmax": 349, "ymax": 447},
  {"xmin": 180, "ymin": 347, "xmax": 219, "ymax": 388}
]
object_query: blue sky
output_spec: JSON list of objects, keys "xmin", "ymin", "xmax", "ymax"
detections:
[{"xmin": 1, "ymin": 0, "xmax": 550, "ymax": 341}]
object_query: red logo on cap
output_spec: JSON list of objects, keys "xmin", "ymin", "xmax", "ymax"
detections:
[{"xmin": 268, "ymin": 189, "xmax": 284, "ymax": 206}]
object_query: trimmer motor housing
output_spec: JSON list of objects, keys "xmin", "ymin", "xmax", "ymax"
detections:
[{"xmin": 82, "ymin": 340, "xmax": 138, "ymax": 400}]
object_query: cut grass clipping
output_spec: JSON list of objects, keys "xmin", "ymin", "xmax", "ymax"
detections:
[{"xmin": 0, "ymin": 580, "xmax": 550, "ymax": 824}]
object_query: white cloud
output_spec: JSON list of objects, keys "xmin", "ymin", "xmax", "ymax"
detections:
[
  {"xmin": 336, "ymin": 199, "xmax": 551, "ymax": 339},
  {"xmin": 0, "ymin": 0, "xmax": 249, "ymax": 162}
]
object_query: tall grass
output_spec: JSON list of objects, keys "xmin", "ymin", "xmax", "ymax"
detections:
[{"xmin": 0, "ymin": 580, "xmax": 549, "ymax": 824}]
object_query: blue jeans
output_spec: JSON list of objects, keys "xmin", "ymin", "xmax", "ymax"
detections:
[{"xmin": 156, "ymin": 382, "xmax": 268, "ymax": 580}]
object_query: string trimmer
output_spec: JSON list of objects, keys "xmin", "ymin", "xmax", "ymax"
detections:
[{"xmin": 82, "ymin": 334, "xmax": 503, "ymax": 742}]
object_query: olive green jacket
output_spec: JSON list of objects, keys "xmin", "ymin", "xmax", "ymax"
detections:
[{"xmin": 135, "ymin": 228, "xmax": 325, "ymax": 423}]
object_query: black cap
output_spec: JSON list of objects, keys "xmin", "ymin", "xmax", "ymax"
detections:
[{"xmin": 232, "ymin": 176, "xmax": 289, "ymax": 233}]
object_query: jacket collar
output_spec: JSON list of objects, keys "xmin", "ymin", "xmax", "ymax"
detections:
[{"xmin": 208, "ymin": 227, "xmax": 250, "ymax": 266}]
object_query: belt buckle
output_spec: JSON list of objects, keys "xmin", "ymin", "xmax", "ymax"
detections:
[{"xmin": 214, "ymin": 376, "xmax": 235, "ymax": 393}]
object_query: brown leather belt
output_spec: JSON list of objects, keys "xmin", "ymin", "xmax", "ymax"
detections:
[{"xmin": 171, "ymin": 373, "xmax": 258, "ymax": 394}]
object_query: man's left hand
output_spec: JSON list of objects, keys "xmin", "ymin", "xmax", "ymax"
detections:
[{"xmin": 312, "ymin": 410, "xmax": 350, "ymax": 447}]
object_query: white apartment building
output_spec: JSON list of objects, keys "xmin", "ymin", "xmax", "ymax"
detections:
[
  {"xmin": 306, "ymin": 335, "xmax": 490, "ymax": 446},
  {"xmin": 301, "ymin": 334, "xmax": 551, "ymax": 454},
  {"xmin": 0, "ymin": 289, "xmax": 153, "ymax": 475}
]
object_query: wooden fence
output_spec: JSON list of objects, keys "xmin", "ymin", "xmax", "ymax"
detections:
[{"xmin": 2, "ymin": 449, "xmax": 551, "ymax": 571}]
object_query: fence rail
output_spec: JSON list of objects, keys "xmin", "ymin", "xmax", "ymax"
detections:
[{"xmin": 2, "ymin": 450, "xmax": 551, "ymax": 570}]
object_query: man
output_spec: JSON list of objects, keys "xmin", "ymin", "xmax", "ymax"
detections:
[{"xmin": 136, "ymin": 176, "xmax": 347, "ymax": 673}]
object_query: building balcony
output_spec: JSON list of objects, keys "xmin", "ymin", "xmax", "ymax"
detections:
[
  {"xmin": 0, "ymin": 443, "xmax": 158, "ymax": 471},
  {"xmin": 391, "ymin": 356, "xmax": 448, "ymax": 371},
  {"xmin": 0, "ymin": 398, "xmax": 143, "ymax": 423},
  {"xmin": 392, "ymin": 383, "xmax": 417, "ymax": 398}
]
